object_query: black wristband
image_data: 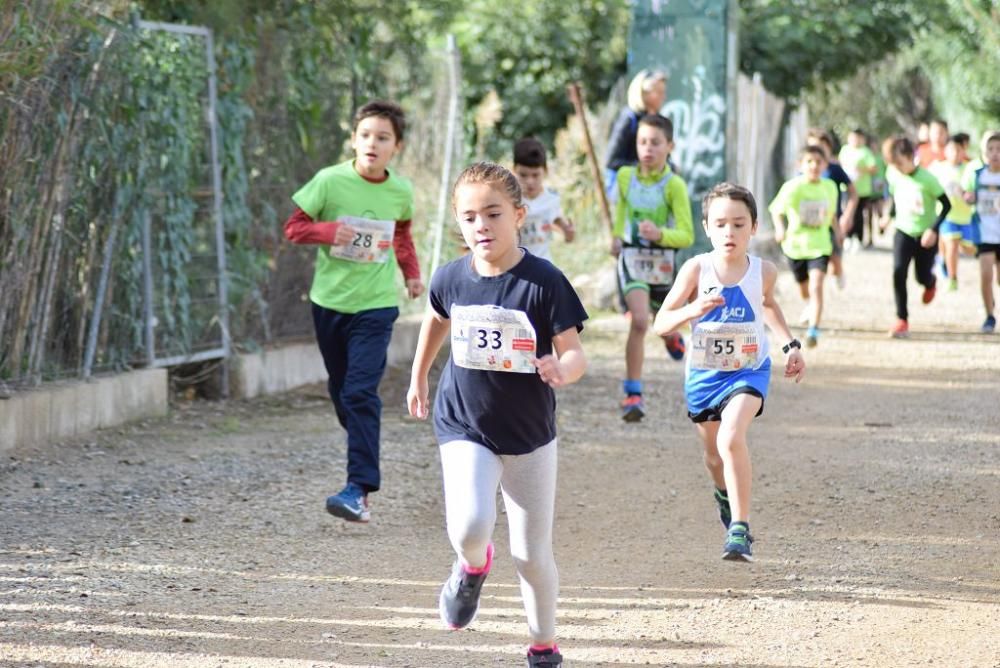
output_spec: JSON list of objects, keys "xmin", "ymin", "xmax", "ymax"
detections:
[{"xmin": 782, "ymin": 339, "xmax": 801, "ymax": 354}]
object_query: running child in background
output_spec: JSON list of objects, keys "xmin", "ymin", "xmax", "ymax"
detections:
[
  {"xmin": 407, "ymin": 162, "xmax": 588, "ymax": 668},
  {"xmin": 284, "ymin": 99, "xmax": 423, "ymax": 523},
  {"xmin": 961, "ymin": 131, "xmax": 1000, "ymax": 333},
  {"xmin": 806, "ymin": 129, "xmax": 857, "ymax": 289},
  {"xmin": 769, "ymin": 146, "xmax": 840, "ymax": 348},
  {"xmin": 653, "ymin": 182, "xmax": 805, "ymax": 562},
  {"xmin": 512, "ymin": 137, "xmax": 575, "ymax": 262},
  {"xmin": 839, "ymin": 129, "xmax": 879, "ymax": 248},
  {"xmin": 883, "ymin": 136, "xmax": 951, "ymax": 339},
  {"xmin": 929, "ymin": 135, "xmax": 976, "ymax": 290},
  {"xmin": 611, "ymin": 114, "xmax": 694, "ymax": 422}
]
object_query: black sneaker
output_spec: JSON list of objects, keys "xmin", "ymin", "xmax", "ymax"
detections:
[
  {"xmin": 325, "ymin": 483, "xmax": 370, "ymax": 522},
  {"xmin": 714, "ymin": 488, "xmax": 731, "ymax": 529},
  {"xmin": 439, "ymin": 543, "xmax": 493, "ymax": 630},
  {"xmin": 527, "ymin": 647, "xmax": 563, "ymax": 667}
]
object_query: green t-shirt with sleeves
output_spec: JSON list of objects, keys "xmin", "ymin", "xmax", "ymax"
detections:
[
  {"xmin": 768, "ymin": 175, "xmax": 837, "ymax": 260},
  {"xmin": 838, "ymin": 145, "xmax": 877, "ymax": 198},
  {"xmin": 612, "ymin": 164, "xmax": 694, "ymax": 249},
  {"xmin": 886, "ymin": 166, "xmax": 945, "ymax": 238},
  {"xmin": 292, "ymin": 160, "xmax": 414, "ymax": 313}
]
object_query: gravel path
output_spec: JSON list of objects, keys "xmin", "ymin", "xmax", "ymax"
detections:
[{"xmin": 2, "ymin": 241, "xmax": 999, "ymax": 667}]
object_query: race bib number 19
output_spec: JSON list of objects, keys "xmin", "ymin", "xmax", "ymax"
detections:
[
  {"xmin": 329, "ymin": 216, "xmax": 395, "ymax": 263},
  {"xmin": 622, "ymin": 247, "xmax": 675, "ymax": 286},
  {"xmin": 450, "ymin": 305, "xmax": 537, "ymax": 373}
]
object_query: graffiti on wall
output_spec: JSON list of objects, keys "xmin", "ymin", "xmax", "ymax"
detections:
[{"xmin": 662, "ymin": 65, "xmax": 726, "ymax": 199}]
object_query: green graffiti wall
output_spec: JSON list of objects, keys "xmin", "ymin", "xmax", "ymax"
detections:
[{"xmin": 629, "ymin": 0, "xmax": 735, "ymax": 252}]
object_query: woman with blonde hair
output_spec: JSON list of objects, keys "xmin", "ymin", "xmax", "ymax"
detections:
[{"xmin": 604, "ymin": 68, "xmax": 668, "ymax": 199}]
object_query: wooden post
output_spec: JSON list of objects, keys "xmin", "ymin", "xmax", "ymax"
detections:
[{"xmin": 566, "ymin": 83, "xmax": 614, "ymax": 237}]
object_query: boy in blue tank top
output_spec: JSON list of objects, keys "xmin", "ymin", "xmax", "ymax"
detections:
[{"xmin": 653, "ymin": 183, "xmax": 805, "ymax": 562}]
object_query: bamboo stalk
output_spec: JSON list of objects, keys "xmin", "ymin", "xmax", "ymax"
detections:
[{"xmin": 566, "ymin": 82, "xmax": 614, "ymax": 237}]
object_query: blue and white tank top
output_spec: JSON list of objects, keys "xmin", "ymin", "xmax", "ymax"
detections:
[{"xmin": 686, "ymin": 253, "xmax": 769, "ymax": 377}]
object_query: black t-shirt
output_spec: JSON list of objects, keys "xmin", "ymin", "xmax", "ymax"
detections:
[{"xmin": 429, "ymin": 251, "xmax": 589, "ymax": 455}]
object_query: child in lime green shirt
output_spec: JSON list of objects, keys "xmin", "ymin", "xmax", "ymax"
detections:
[
  {"xmin": 283, "ymin": 100, "xmax": 423, "ymax": 522},
  {"xmin": 611, "ymin": 114, "xmax": 694, "ymax": 422},
  {"xmin": 768, "ymin": 145, "xmax": 839, "ymax": 348},
  {"xmin": 929, "ymin": 135, "xmax": 975, "ymax": 289},
  {"xmin": 884, "ymin": 136, "xmax": 950, "ymax": 339}
]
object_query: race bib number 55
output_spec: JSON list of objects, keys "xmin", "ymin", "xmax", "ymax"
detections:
[
  {"xmin": 329, "ymin": 216, "xmax": 395, "ymax": 263},
  {"xmin": 450, "ymin": 304, "xmax": 537, "ymax": 373},
  {"xmin": 690, "ymin": 321, "xmax": 760, "ymax": 371}
]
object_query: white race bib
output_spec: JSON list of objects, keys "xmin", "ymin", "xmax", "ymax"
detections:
[
  {"xmin": 450, "ymin": 305, "xmax": 537, "ymax": 373},
  {"xmin": 521, "ymin": 215, "xmax": 551, "ymax": 249},
  {"xmin": 978, "ymin": 189, "xmax": 1000, "ymax": 217},
  {"xmin": 329, "ymin": 216, "xmax": 395, "ymax": 263},
  {"xmin": 798, "ymin": 199, "xmax": 828, "ymax": 228},
  {"xmin": 622, "ymin": 247, "xmax": 675, "ymax": 285},
  {"xmin": 690, "ymin": 321, "xmax": 760, "ymax": 371}
]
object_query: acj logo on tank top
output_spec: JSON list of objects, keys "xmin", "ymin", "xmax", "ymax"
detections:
[{"xmin": 690, "ymin": 283, "xmax": 760, "ymax": 371}]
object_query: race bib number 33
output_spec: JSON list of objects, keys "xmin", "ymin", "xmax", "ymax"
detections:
[
  {"xmin": 450, "ymin": 305, "xmax": 537, "ymax": 373},
  {"xmin": 329, "ymin": 215, "xmax": 395, "ymax": 263}
]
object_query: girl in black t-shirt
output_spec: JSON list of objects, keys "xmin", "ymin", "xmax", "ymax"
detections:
[{"xmin": 407, "ymin": 162, "xmax": 588, "ymax": 667}]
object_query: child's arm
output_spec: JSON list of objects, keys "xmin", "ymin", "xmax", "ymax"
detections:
[
  {"xmin": 760, "ymin": 260, "xmax": 805, "ymax": 383},
  {"xmin": 283, "ymin": 208, "xmax": 355, "ymax": 246},
  {"xmin": 771, "ymin": 213, "xmax": 787, "ymax": 243},
  {"xmin": 407, "ymin": 311, "xmax": 450, "ymax": 419},
  {"xmin": 393, "ymin": 219, "xmax": 424, "ymax": 298},
  {"xmin": 533, "ymin": 327, "xmax": 586, "ymax": 388},
  {"xmin": 654, "ymin": 178, "xmax": 695, "ymax": 248},
  {"xmin": 611, "ymin": 184, "xmax": 627, "ymax": 256},
  {"xmin": 554, "ymin": 216, "xmax": 575, "ymax": 242},
  {"xmin": 921, "ymin": 193, "xmax": 951, "ymax": 249},
  {"xmin": 652, "ymin": 259, "xmax": 723, "ymax": 336},
  {"xmin": 839, "ymin": 182, "xmax": 858, "ymax": 238}
]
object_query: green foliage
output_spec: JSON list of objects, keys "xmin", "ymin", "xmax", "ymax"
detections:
[
  {"xmin": 738, "ymin": 0, "xmax": 948, "ymax": 101},
  {"xmin": 452, "ymin": 0, "xmax": 630, "ymax": 157}
]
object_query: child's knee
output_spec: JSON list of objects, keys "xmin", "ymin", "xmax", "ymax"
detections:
[
  {"xmin": 511, "ymin": 550, "xmax": 556, "ymax": 584},
  {"xmin": 703, "ymin": 448, "xmax": 724, "ymax": 470},
  {"xmin": 629, "ymin": 310, "xmax": 650, "ymax": 333}
]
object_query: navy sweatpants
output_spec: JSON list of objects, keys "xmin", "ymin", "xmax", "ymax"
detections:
[{"xmin": 311, "ymin": 303, "xmax": 398, "ymax": 492}]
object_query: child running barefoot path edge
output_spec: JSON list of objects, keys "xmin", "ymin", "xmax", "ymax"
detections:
[
  {"xmin": 653, "ymin": 183, "xmax": 805, "ymax": 562},
  {"xmin": 407, "ymin": 162, "xmax": 588, "ymax": 667}
]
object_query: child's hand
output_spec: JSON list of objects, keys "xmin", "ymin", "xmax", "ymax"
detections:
[
  {"xmin": 920, "ymin": 228, "xmax": 937, "ymax": 249},
  {"xmin": 963, "ymin": 192, "xmax": 975, "ymax": 204},
  {"xmin": 561, "ymin": 219, "xmax": 576, "ymax": 242},
  {"xmin": 333, "ymin": 222, "xmax": 356, "ymax": 246},
  {"xmin": 784, "ymin": 349, "xmax": 805, "ymax": 383},
  {"xmin": 878, "ymin": 214, "xmax": 892, "ymax": 233},
  {"xmin": 407, "ymin": 378, "xmax": 430, "ymax": 419},
  {"xmin": 532, "ymin": 354, "xmax": 567, "ymax": 388},
  {"xmin": 610, "ymin": 237, "xmax": 622, "ymax": 257},
  {"xmin": 638, "ymin": 220, "xmax": 663, "ymax": 242},
  {"xmin": 838, "ymin": 214, "xmax": 852, "ymax": 237},
  {"xmin": 774, "ymin": 228, "xmax": 785, "ymax": 243},
  {"xmin": 686, "ymin": 293, "xmax": 726, "ymax": 320},
  {"xmin": 405, "ymin": 278, "xmax": 424, "ymax": 299}
]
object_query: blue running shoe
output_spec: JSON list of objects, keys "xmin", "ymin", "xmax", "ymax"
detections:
[
  {"xmin": 620, "ymin": 394, "xmax": 645, "ymax": 422},
  {"xmin": 664, "ymin": 332, "xmax": 686, "ymax": 361},
  {"xmin": 714, "ymin": 488, "xmax": 732, "ymax": 529},
  {"xmin": 722, "ymin": 523, "xmax": 754, "ymax": 562},
  {"xmin": 527, "ymin": 646, "xmax": 563, "ymax": 667},
  {"xmin": 983, "ymin": 315, "xmax": 996, "ymax": 334},
  {"xmin": 805, "ymin": 326, "xmax": 819, "ymax": 348},
  {"xmin": 325, "ymin": 482, "xmax": 370, "ymax": 522},
  {"xmin": 439, "ymin": 543, "xmax": 493, "ymax": 630}
]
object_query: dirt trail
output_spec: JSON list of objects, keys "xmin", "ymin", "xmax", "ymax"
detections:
[{"xmin": 2, "ymin": 244, "xmax": 999, "ymax": 668}]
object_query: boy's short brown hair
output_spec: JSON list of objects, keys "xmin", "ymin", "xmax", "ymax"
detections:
[
  {"xmin": 513, "ymin": 137, "xmax": 547, "ymax": 169},
  {"xmin": 887, "ymin": 135, "xmax": 915, "ymax": 162},
  {"xmin": 800, "ymin": 145, "xmax": 828, "ymax": 163},
  {"xmin": 638, "ymin": 113, "xmax": 673, "ymax": 143},
  {"xmin": 353, "ymin": 100, "xmax": 406, "ymax": 142},
  {"xmin": 702, "ymin": 182, "xmax": 758, "ymax": 226}
]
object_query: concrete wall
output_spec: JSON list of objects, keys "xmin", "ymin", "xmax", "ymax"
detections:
[
  {"xmin": 0, "ymin": 368, "xmax": 168, "ymax": 453},
  {"xmin": 230, "ymin": 313, "xmax": 422, "ymax": 400},
  {"xmin": 0, "ymin": 316, "xmax": 423, "ymax": 451}
]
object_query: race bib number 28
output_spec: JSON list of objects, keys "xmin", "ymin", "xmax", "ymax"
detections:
[
  {"xmin": 329, "ymin": 215, "xmax": 395, "ymax": 263},
  {"xmin": 450, "ymin": 305, "xmax": 537, "ymax": 373}
]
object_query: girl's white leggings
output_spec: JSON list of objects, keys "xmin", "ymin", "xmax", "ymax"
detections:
[{"xmin": 439, "ymin": 438, "xmax": 558, "ymax": 644}]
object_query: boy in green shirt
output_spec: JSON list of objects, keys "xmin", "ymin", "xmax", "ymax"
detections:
[
  {"xmin": 283, "ymin": 100, "xmax": 423, "ymax": 522},
  {"xmin": 839, "ymin": 129, "xmax": 879, "ymax": 249},
  {"xmin": 611, "ymin": 114, "xmax": 694, "ymax": 422},
  {"xmin": 769, "ymin": 146, "xmax": 840, "ymax": 348},
  {"xmin": 883, "ymin": 136, "xmax": 951, "ymax": 339}
]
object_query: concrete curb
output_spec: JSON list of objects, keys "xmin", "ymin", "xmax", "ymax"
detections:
[{"xmin": 0, "ymin": 368, "xmax": 168, "ymax": 452}]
